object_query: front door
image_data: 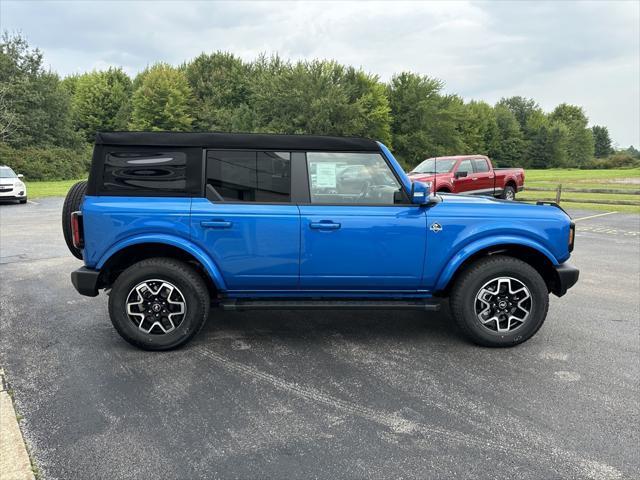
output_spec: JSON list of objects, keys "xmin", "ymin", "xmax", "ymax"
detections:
[
  {"xmin": 191, "ymin": 150, "xmax": 299, "ymax": 290},
  {"xmin": 299, "ymin": 151, "xmax": 427, "ymax": 291},
  {"xmin": 452, "ymin": 158, "xmax": 475, "ymax": 194}
]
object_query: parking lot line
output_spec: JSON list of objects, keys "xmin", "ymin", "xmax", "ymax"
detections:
[
  {"xmin": 26, "ymin": 200, "xmax": 39, "ymax": 205},
  {"xmin": 573, "ymin": 211, "xmax": 618, "ymax": 222}
]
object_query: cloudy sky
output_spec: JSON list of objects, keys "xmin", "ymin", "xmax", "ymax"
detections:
[{"xmin": 1, "ymin": 0, "xmax": 638, "ymax": 147}]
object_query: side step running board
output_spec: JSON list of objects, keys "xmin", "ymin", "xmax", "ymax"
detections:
[{"xmin": 218, "ymin": 299, "xmax": 441, "ymax": 312}]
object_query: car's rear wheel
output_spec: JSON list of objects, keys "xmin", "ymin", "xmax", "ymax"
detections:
[
  {"xmin": 501, "ymin": 185, "xmax": 516, "ymax": 200},
  {"xmin": 62, "ymin": 180, "xmax": 87, "ymax": 259},
  {"xmin": 108, "ymin": 257, "xmax": 210, "ymax": 350},
  {"xmin": 450, "ymin": 256, "xmax": 549, "ymax": 347}
]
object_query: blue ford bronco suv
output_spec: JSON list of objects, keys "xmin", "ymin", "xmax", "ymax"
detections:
[{"xmin": 63, "ymin": 132, "xmax": 578, "ymax": 350}]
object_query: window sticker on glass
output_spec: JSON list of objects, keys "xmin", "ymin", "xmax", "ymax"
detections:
[{"xmin": 315, "ymin": 162, "xmax": 337, "ymax": 188}]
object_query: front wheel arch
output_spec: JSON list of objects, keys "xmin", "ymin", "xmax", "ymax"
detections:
[{"xmin": 438, "ymin": 244, "xmax": 559, "ymax": 296}]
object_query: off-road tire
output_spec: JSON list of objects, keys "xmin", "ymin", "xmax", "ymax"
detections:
[
  {"xmin": 62, "ymin": 180, "xmax": 87, "ymax": 259},
  {"xmin": 108, "ymin": 257, "xmax": 210, "ymax": 351},
  {"xmin": 450, "ymin": 256, "xmax": 549, "ymax": 347}
]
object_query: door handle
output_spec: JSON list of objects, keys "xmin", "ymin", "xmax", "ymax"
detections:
[
  {"xmin": 201, "ymin": 220, "xmax": 232, "ymax": 229},
  {"xmin": 471, "ymin": 177, "xmax": 478, "ymax": 181},
  {"xmin": 310, "ymin": 221, "xmax": 341, "ymax": 230}
]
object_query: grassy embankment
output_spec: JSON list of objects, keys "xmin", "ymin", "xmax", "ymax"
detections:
[{"xmin": 25, "ymin": 169, "xmax": 640, "ymax": 213}]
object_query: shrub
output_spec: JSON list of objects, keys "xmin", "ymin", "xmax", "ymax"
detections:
[
  {"xmin": 581, "ymin": 153, "xmax": 640, "ymax": 170},
  {"xmin": 0, "ymin": 143, "xmax": 92, "ymax": 180}
]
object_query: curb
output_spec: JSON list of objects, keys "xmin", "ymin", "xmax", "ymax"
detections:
[{"xmin": 0, "ymin": 369, "xmax": 35, "ymax": 480}]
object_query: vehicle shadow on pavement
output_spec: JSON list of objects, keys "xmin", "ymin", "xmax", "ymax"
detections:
[{"xmin": 195, "ymin": 306, "xmax": 464, "ymax": 347}]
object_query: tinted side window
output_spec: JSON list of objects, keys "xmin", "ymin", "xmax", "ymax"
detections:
[
  {"xmin": 306, "ymin": 152, "xmax": 404, "ymax": 205},
  {"xmin": 457, "ymin": 159, "xmax": 473, "ymax": 175},
  {"xmin": 473, "ymin": 159, "xmax": 490, "ymax": 173},
  {"xmin": 206, "ymin": 151, "xmax": 291, "ymax": 202},
  {"xmin": 103, "ymin": 151, "xmax": 188, "ymax": 193}
]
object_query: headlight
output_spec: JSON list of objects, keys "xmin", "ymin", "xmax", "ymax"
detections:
[{"xmin": 15, "ymin": 181, "xmax": 25, "ymax": 189}]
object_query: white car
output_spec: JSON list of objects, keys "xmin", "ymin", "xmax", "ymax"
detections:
[{"xmin": 0, "ymin": 166, "xmax": 27, "ymax": 203}]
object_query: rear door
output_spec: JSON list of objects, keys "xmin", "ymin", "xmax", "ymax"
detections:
[
  {"xmin": 471, "ymin": 157, "xmax": 495, "ymax": 195},
  {"xmin": 190, "ymin": 150, "xmax": 300, "ymax": 290},
  {"xmin": 452, "ymin": 159, "xmax": 474, "ymax": 193},
  {"xmin": 298, "ymin": 151, "xmax": 427, "ymax": 291}
]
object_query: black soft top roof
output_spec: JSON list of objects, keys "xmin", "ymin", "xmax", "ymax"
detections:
[{"xmin": 95, "ymin": 131, "xmax": 379, "ymax": 152}]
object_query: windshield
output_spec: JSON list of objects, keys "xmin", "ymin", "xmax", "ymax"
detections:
[
  {"xmin": 411, "ymin": 158, "xmax": 457, "ymax": 174},
  {"xmin": 0, "ymin": 166, "xmax": 17, "ymax": 178}
]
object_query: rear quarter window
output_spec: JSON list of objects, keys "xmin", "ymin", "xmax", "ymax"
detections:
[{"xmin": 96, "ymin": 148, "xmax": 202, "ymax": 196}]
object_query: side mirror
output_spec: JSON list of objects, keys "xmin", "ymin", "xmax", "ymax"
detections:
[
  {"xmin": 455, "ymin": 171, "xmax": 467, "ymax": 179},
  {"xmin": 411, "ymin": 181, "xmax": 430, "ymax": 205},
  {"xmin": 17, "ymin": 174, "xmax": 24, "ymax": 179}
]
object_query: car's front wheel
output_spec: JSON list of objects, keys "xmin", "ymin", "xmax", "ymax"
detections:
[
  {"xmin": 450, "ymin": 256, "xmax": 549, "ymax": 347},
  {"xmin": 108, "ymin": 257, "xmax": 210, "ymax": 350}
]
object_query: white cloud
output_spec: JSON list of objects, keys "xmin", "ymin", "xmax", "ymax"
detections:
[{"xmin": 1, "ymin": 0, "xmax": 638, "ymax": 146}]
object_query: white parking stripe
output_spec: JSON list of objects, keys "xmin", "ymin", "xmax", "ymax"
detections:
[
  {"xmin": 26, "ymin": 200, "xmax": 39, "ymax": 205},
  {"xmin": 573, "ymin": 211, "xmax": 617, "ymax": 222}
]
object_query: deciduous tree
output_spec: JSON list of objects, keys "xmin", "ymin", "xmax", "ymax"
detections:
[
  {"xmin": 129, "ymin": 63, "xmax": 194, "ymax": 131},
  {"xmin": 387, "ymin": 72, "xmax": 464, "ymax": 167},
  {"xmin": 0, "ymin": 33, "xmax": 79, "ymax": 148},
  {"xmin": 247, "ymin": 58, "xmax": 392, "ymax": 144},
  {"xmin": 459, "ymin": 100, "xmax": 499, "ymax": 157},
  {"xmin": 492, "ymin": 105, "xmax": 524, "ymax": 167},
  {"xmin": 550, "ymin": 103, "xmax": 594, "ymax": 166},
  {"xmin": 185, "ymin": 52, "xmax": 251, "ymax": 131},
  {"xmin": 70, "ymin": 68, "xmax": 132, "ymax": 141}
]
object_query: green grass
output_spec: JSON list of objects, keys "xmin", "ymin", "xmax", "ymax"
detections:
[
  {"xmin": 26, "ymin": 179, "xmax": 86, "ymax": 199},
  {"xmin": 523, "ymin": 168, "xmax": 640, "ymax": 214},
  {"xmin": 526, "ymin": 168, "xmax": 640, "ymax": 183},
  {"xmin": 526, "ymin": 181, "xmax": 639, "ymax": 191}
]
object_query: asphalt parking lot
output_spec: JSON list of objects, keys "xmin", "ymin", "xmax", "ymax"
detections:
[{"xmin": 1, "ymin": 197, "xmax": 638, "ymax": 480}]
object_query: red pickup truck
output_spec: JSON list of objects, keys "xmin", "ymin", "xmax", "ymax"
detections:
[{"xmin": 407, "ymin": 155, "xmax": 525, "ymax": 200}]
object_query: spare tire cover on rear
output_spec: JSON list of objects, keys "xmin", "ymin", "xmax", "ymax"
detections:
[{"xmin": 62, "ymin": 180, "xmax": 88, "ymax": 259}]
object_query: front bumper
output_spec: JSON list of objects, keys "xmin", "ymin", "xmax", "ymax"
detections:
[
  {"xmin": 0, "ymin": 190, "xmax": 26, "ymax": 200},
  {"xmin": 552, "ymin": 262, "xmax": 579, "ymax": 297},
  {"xmin": 71, "ymin": 267, "xmax": 100, "ymax": 297}
]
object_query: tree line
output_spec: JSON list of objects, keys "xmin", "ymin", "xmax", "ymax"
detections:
[{"xmin": 1, "ymin": 33, "xmax": 637, "ymax": 180}]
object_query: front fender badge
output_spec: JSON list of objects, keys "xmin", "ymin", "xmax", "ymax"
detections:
[{"xmin": 430, "ymin": 222, "xmax": 443, "ymax": 233}]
